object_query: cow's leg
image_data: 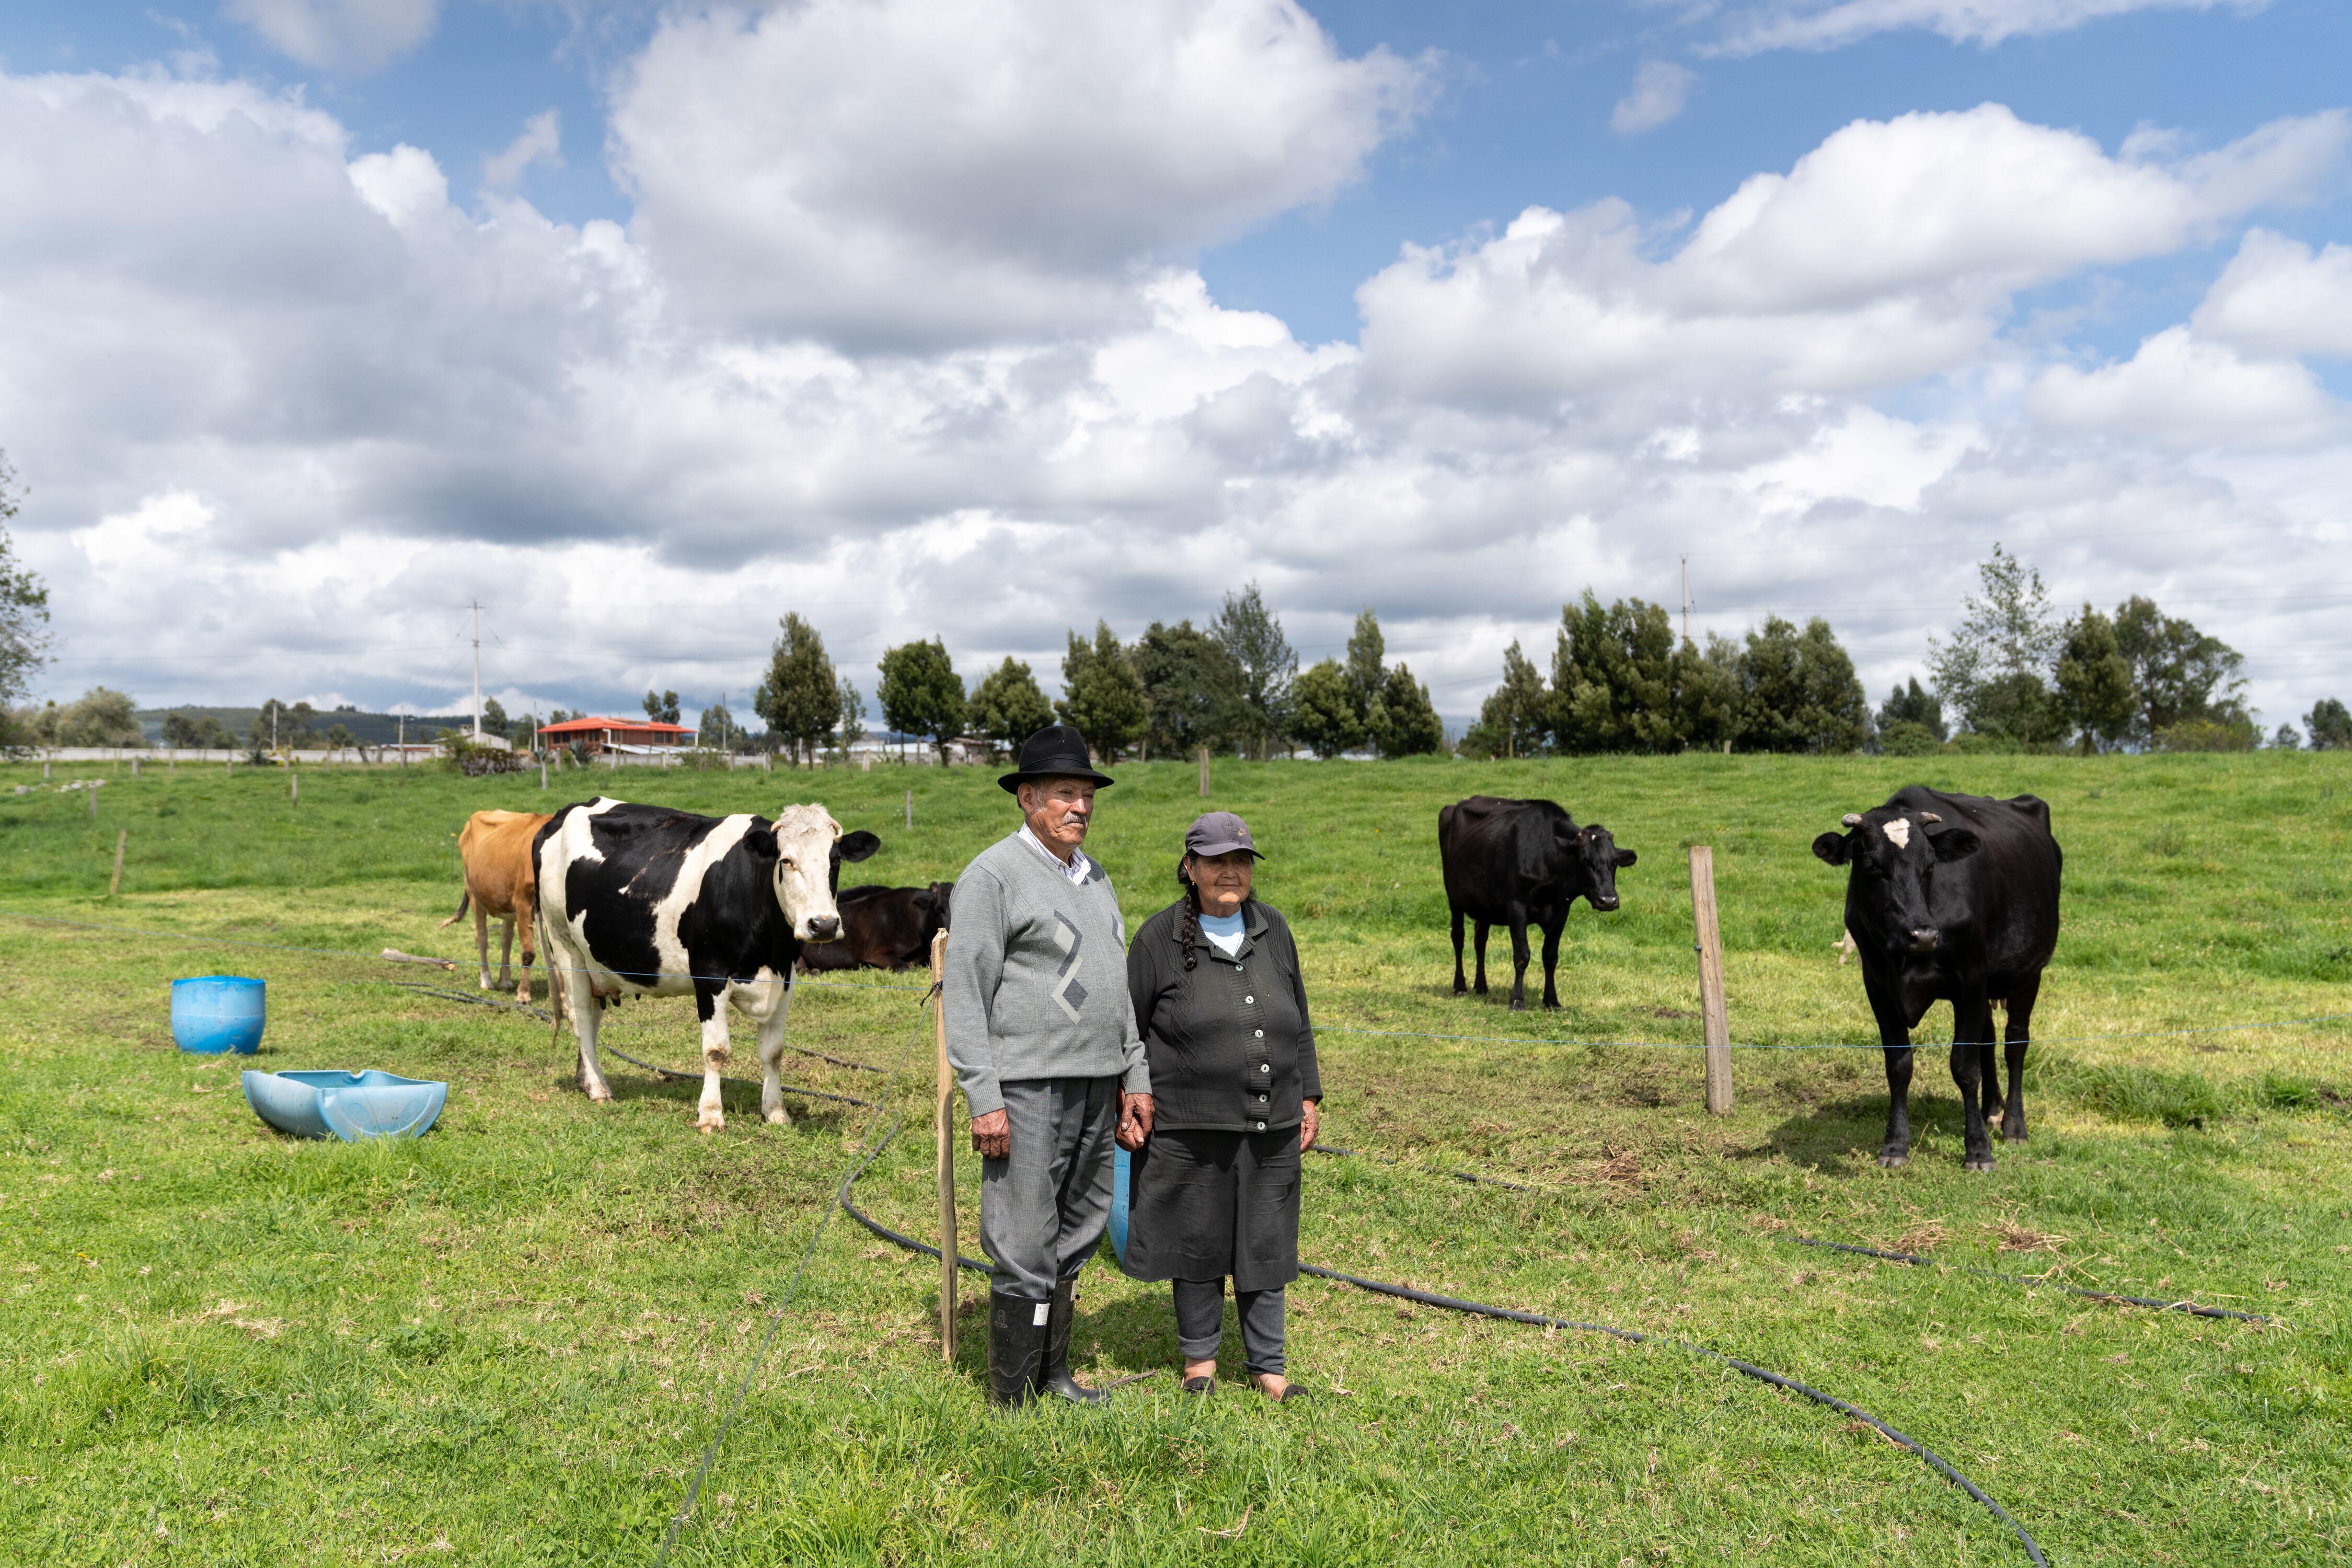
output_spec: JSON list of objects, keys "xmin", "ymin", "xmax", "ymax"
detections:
[
  {"xmin": 1950, "ymin": 987, "xmax": 1998, "ymax": 1171},
  {"xmin": 517, "ymin": 913, "xmax": 536, "ymax": 1005},
  {"xmin": 753, "ymin": 982, "xmax": 798, "ymax": 1127},
  {"xmin": 570, "ymin": 981, "xmax": 613, "ymax": 1102},
  {"xmin": 1999, "ymin": 972, "xmax": 2040, "ymax": 1143},
  {"xmin": 473, "ymin": 900, "xmax": 492, "ymax": 990},
  {"xmin": 1506, "ymin": 906, "xmax": 1532, "ymax": 1011},
  {"xmin": 1537, "ymin": 914, "xmax": 1565, "ymax": 1010},
  {"xmin": 1450, "ymin": 906, "xmax": 1468, "ymax": 996},
  {"xmin": 694, "ymin": 979, "xmax": 730, "ymax": 1133},
  {"xmin": 1862, "ymin": 969, "xmax": 1913, "ymax": 1167},
  {"xmin": 1472, "ymin": 922, "xmax": 1492, "ymax": 996},
  {"xmin": 494, "ymin": 916, "xmax": 515, "ymax": 992}
]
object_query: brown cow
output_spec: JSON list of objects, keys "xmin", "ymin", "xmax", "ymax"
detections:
[{"xmin": 441, "ymin": 809, "xmax": 552, "ymax": 1001}]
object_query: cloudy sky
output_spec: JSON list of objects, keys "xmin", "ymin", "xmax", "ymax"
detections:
[{"xmin": 2, "ymin": 0, "xmax": 2346, "ymax": 731}]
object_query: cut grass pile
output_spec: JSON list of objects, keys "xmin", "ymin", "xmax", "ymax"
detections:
[{"xmin": 1, "ymin": 752, "xmax": 2347, "ymax": 1564}]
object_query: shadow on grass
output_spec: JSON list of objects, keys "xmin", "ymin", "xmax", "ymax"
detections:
[{"xmin": 1763, "ymin": 1090, "xmax": 1982, "ymax": 1174}]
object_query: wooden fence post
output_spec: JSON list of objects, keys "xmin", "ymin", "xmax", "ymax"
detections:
[
  {"xmin": 109, "ymin": 829, "xmax": 127, "ymax": 895},
  {"xmin": 931, "ymin": 929, "xmax": 956, "ymax": 1361},
  {"xmin": 1197, "ymin": 746, "xmax": 1209, "ymax": 798},
  {"xmin": 1688, "ymin": 846, "xmax": 1732, "ymax": 1116},
  {"xmin": 905, "ymin": 788, "xmax": 913, "ymax": 829},
  {"xmin": 290, "ymin": 772, "xmax": 298, "ymax": 805}
]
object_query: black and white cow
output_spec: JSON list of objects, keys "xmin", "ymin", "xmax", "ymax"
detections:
[
  {"xmin": 1439, "ymin": 795, "xmax": 1637, "ymax": 1010},
  {"xmin": 1812, "ymin": 786, "xmax": 2062, "ymax": 1171},
  {"xmin": 534, "ymin": 798, "xmax": 880, "ymax": 1132}
]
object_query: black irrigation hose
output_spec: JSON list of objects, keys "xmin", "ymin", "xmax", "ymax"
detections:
[
  {"xmin": 1791, "ymin": 1236, "xmax": 2275, "ymax": 1323},
  {"xmin": 1291, "ymin": 1263, "xmax": 2047, "ymax": 1566},
  {"xmin": 408, "ymin": 991, "xmax": 2045, "ymax": 1563},
  {"xmin": 1310, "ymin": 1141, "xmax": 1540, "ymax": 1192},
  {"xmin": 1308, "ymin": 1139, "xmax": 2268, "ymax": 1326},
  {"xmin": 835, "ymin": 1137, "xmax": 2047, "ymax": 1566}
]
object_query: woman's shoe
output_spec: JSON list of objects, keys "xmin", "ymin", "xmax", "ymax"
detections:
[{"xmin": 1181, "ymin": 1375, "xmax": 1216, "ymax": 1395}]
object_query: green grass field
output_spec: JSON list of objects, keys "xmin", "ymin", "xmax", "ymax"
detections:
[{"xmin": 2, "ymin": 752, "xmax": 2347, "ymax": 1564}]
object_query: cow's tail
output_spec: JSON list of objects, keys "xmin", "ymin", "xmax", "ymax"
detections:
[{"xmin": 439, "ymin": 888, "xmax": 471, "ymax": 928}]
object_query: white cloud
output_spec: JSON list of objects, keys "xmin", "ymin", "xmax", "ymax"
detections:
[
  {"xmin": 1717, "ymin": 0, "xmax": 2264, "ymax": 55},
  {"xmin": 607, "ymin": 0, "xmax": 1433, "ymax": 350},
  {"xmin": 350, "ymin": 144, "xmax": 449, "ymax": 226},
  {"xmin": 224, "ymin": 0, "xmax": 439, "ymax": 75},
  {"xmin": 2193, "ymin": 228, "xmax": 2352, "ymax": 358},
  {"xmin": 1352, "ymin": 106, "xmax": 2347, "ymax": 411},
  {"xmin": 1611, "ymin": 61, "xmax": 1696, "ymax": 135},
  {"xmin": 481, "ymin": 110, "xmax": 562, "ymax": 192},
  {"xmin": 1, "ymin": 61, "xmax": 2346, "ymax": 735},
  {"xmin": 2030, "ymin": 327, "xmax": 2337, "ymax": 448}
]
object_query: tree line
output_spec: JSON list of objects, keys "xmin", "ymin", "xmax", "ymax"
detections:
[
  {"xmin": 751, "ymin": 585, "xmax": 1445, "ymax": 766},
  {"xmin": 4, "ymin": 432, "xmax": 2347, "ymax": 764},
  {"xmin": 1462, "ymin": 545, "xmax": 2351, "ymax": 759}
]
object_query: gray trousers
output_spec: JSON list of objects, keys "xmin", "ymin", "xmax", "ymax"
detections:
[
  {"xmin": 979, "ymin": 1076, "xmax": 1119, "ymax": 1302},
  {"xmin": 1174, "ymin": 1279, "xmax": 1286, "ymax": 1376}
]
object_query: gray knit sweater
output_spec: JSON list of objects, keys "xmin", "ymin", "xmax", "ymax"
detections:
[{"xmin": 943, "ymin": 832, "xmax": 1150, "ymax": 1117}]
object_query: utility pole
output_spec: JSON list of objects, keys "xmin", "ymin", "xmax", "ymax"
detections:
[
  {"xmin": 471, "ymin": 600, "xmax": 483, "ymax": 739},
  {"xmin": 1680, "ymin": 556, "xmax": 1691, "ymax": 645}
]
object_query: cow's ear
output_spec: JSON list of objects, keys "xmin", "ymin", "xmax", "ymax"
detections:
[
  {"xmin": 1929, "ymin": 827, "xmax": 1981, "ymax": 863},
  {"xmin": 1813, "ymin": 831, "xmax": 1857, "ymax": 866},
  {"xmin": 1612, "ymin": 847, "xmax": 1638, "ymax": 868},
  {"xmin": 836, "ymin": 830, "xmax": 882, "ymax": 863}
]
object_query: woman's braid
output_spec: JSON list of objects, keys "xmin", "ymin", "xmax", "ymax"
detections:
[{"xmin": 1176, "ymin": 857, "xmax": 1203, "ymax": 973}]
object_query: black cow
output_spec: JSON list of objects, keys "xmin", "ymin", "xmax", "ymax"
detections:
[
  {"xmin": 534, "ymin": 798, "xmax": 880, "ymax": 1133},
  {"xmin": 798, "ymin": 881, "xmax": 954, "ymax": 973},
  {"xmin": 1439, "ymin": 795, "xmax": 1638, "ymax": 1010},
  {"xmin": 1812, "ymin": 786, "xmax": 2061, "ymax": 1171}
]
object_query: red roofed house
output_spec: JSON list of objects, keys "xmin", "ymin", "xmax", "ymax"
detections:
[{"xmin": 538, "ymin": 715, "xmax": 694, "ymax": 757}]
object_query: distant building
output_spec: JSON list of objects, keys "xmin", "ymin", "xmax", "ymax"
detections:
[{"xmin": 537, "ymin": 716, "xmax": 694, "ymax": 757}]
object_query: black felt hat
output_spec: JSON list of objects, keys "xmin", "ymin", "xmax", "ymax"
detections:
[{"xmin": 998, "ymin": 723, "xmax": 1116, "ymax": 793}]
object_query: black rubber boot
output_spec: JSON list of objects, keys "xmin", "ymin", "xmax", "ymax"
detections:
[
  {"xmin": 987, "ymin": 1290, "xmax": 1045, "ymax": 1409},
  {"xmin": 1039, "ymin": 1276, "xmax": 1108, "ymax": 1405}
]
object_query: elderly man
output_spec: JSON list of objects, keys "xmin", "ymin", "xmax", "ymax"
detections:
[{"xmin": 944, "ymin": 723, "xmax": 1154, "ymax": 1406}]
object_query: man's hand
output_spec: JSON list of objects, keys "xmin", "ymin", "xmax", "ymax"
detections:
[
  {"xmin": 1299, "ymin": 1099, "xmax": 1320, "ymax": 1152},
  {"xmin": 970, "ymin": 1108, "xmax": 1010, "ymax": 1160},
  {"xmin": 1116, "ymin": 1092, "xmax": 1155, "ymax": 1150}
]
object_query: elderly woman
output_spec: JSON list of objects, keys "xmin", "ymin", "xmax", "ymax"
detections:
[{"xmin": 1120, "ymin": 811, "xmax": 1321, "ymax": 1401}]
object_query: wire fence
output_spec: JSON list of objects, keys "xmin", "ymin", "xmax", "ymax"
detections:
[{"xmin": 8, "ymin": 908, "xmax": 2347, "ymax": 1058}]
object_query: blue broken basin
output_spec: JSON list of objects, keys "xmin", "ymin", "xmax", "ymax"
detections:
[
  {"xmin": 241, "ymin": 1069, "xmax": 447, "ymax": 1142},
  {"xmin": 172, "ymin": 975, "xmax": 266, "ymax": 1055}
]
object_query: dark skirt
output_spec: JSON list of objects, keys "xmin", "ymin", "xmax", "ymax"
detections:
[{"xmin": 1122, "ymin": 1126, "xmax": 1300, "ymax": 1292}]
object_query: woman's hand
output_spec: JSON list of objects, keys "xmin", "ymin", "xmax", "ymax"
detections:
[
  {"xmin": 1116, "ymin": 1092, "xmax": 1155, "ymax": 1150},
  {"xmin": 1299, "ymin": 1099, "xmax": 1319, "ymax": 1152}
]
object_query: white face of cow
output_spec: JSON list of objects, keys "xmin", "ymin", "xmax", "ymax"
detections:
[{"xmin": 771, "ymin": 805, "xmax": 850, "ymax": 943}]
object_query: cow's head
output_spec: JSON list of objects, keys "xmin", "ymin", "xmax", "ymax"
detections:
[
  {"xmin": 923, "ymin": 881, "xmax": 956, "ymax": 931},
  {"xmin": 1564, "ymin": 822, "xmax": 1638, "ymax": 910},
  {"xmin": 1812, "ymin": 807, "xmax": 1980, "ymax": 953},
  {"xmin": 769, "ymin": 805, "xmax": 882, "ymax": 943}
]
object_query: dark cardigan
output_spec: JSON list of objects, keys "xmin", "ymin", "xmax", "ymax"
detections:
[{"xmin": 1126, "ymin": 896, "xmax": 1321, "ymax": 1133}]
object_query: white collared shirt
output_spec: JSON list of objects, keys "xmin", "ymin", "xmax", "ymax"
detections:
[{"xmin": 1018, "ymin": 821, "xmax": 1092, "ymax": 884}]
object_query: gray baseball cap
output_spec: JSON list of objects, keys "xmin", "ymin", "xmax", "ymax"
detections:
[{"xmin": 1184, "ymin": 811, "xmax": 1262, "ymax": 859}]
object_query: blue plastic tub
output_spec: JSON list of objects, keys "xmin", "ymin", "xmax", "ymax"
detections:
[
  {"xmin": 240, "ymin": 1070, "xmax": 448, "ymax": 1142},
  {"xmin": 172, "ymin": 975, "xmax": 267, "ymax": 1055}
]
